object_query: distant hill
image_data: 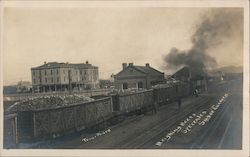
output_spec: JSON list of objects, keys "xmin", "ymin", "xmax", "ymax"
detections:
[{"xmin": 209, "ymin": 66, "xmax": 243, "ymax": 74}]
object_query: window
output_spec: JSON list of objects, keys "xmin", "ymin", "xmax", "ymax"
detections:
[
  {"xmin": 51, "ymin": 78, "xmax": 53, "ymax": 83},
  {"xmin": 80, "ymin": 71, "xmax": 82, "ymax": 75},
  {"xmin": 76, "ymin": 71, "xmax": 77, "ymax": 75},
  {"xmin": 150, "ymin": 81, "xmax": 158, "ymax": 86},
  {"xmin": 64, "ymin": 77, "xmax": 65, "ymax": 82},
  {"xmin": 51, "ymin": 70, "xmax": 53, "ymax": 75},
  {"xmin": 33, "ymin": 71, "xmax": 35, "ymax": 76},
  {"xmin": 138, "ymin": 82, "xmax": 143, "ymax": 89},
  {"xmin": 57, "ymin": 69, "xmax": 59, "ymax": 75},
  {"xmin": 57, "ymin": 77, "xmax": 59, "ymax": 82},
  {"xmin": 33, "ymin": 79, "xmax": 36, "ymax": 84},
  {"xmin": 63, "ymin": 70, "xmax": 65, "ymax": 74},
  {"xmin": 45, "ymin": 78, "xmax": 47, "ymax": 83},
  {"xmin": 45, "ymin": 70, "xmax": 47, "ymax": 75},
  {"xmin": 122, "ymin": 83, "xmax": 128, "ymax": 89}
]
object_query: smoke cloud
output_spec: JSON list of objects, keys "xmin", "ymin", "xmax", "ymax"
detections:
[{"xmin": 163, "ymin": 9, "xmax": 243, "ymax": 75}]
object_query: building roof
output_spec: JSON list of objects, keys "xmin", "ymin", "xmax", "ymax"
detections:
[
  {"xmin": 31, "ymin": 62, "xmax": 98, "ymax": 70},
  {"xmin": 171, "ymin": 66, "xmax": 208, "ymax": 80},
  {"xmin": 115, "ymin": 64, "xmax": 164, "ymax": 77},
  {"xmin": 133, "ymin": 66, "xmax": 164, "ymax": 75},
  {"xmin": 17, "ymin": 81, "xmax": 32, "ymax": 86},
  {"xmin": 171, "ymin": 67, "xmax": 190, "ymax": 78}
]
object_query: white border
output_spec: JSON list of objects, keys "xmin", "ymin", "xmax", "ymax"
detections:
[{"xmin": 0, "ymin": 1, "xmax": 249, "ymax": 157}]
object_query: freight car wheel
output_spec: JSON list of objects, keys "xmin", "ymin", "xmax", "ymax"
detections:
[
  {"xmin": 119, "ymin": 115, "xmax": 125, "ymax": 122},
  {"xmin": 96, "ymin": 124, "xmax": 102, "ymax": 131},
  {"xmin": 88, "ymin": 125, "xmax": 97, "ymax": 132},
  {"xmin": 110, "ymin": 117, "xmax": 118, "ymax": 125},
  {"xmin": 135, "ymin": 109, "xmax": 143, "ymax": 115},
  {"xmin": 98, "ymin": 121, "xmax": 108, "ymax": 130}
]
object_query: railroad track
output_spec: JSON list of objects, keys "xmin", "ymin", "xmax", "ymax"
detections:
[
  {"xmin": 116, "ymin": 93, "xmax": 222, "ymax": 148},
  {"xmin": 190, "ymin": 94, "xmax": 236, "ymax": 149}
]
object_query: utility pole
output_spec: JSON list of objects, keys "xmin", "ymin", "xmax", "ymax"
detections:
[
  {"xmin": 39, "ymin": 70, "xmax": 42, "ymax": 93},
  {"xmin": 68, "ymin": 69, "xmax": 72, "ymax": 94}
]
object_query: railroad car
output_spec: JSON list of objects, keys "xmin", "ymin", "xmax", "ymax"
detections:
[
  {"xmin": 153, "ymin": 85, "xmax": 177, "ymax": 105},
  {"xmin": 5, "ymin": 81, "xmax": 191, "ymax": 144},
  {"xmin": 176, "ymin": 82, "xmax": 190, "ymax": 98},
  {"xmin": 112, "ymin": 90, "xmax": 154, "ymax": 114},
  {"xmin": 15, "ymin": 97, "xmax": 113, "ymax": 141},
  {"xmin": 152, "ymin": 82, "xmax": 190, "ymax": 105}
]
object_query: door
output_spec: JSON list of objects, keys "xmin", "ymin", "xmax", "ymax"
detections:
[
  {"xmin": 17, "ymin": 111, "xmax": 34, "ymax": 141},
  {"xmin": 122, "ymin": 82, "xmax": 128, "ymax": 89},
  {"xmin": 138, "ymin": 82, "xmax": 143, "ymax": 89}
]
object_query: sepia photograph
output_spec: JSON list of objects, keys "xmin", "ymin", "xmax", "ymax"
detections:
[{"xmin": 0, "ymin": 0, "xmax": 249, "ymax": 157}]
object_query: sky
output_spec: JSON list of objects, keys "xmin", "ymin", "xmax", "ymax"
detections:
[{"xmin": 2, "ymin": 7, "xmax": 243, "ymax": 85}]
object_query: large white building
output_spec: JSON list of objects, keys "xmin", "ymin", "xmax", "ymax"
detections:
[{"xmin": 31, "ymin": 61, "xmax": 99, "ymax": 92}]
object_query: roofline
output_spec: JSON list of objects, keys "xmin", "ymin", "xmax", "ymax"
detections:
[
  {"xmin": 114, "ymin": 65, "xmax": 147, "ymax": 76},
  {"xmin": 31, "ymin": 62, "xmax": 98, "ymax": 70},
  {"xmin": 131, "ymin": 66, "xmax": 148, "ymax": 74},
  {"xmin": 114, "ymin": 64, "xmax": 165, "ymax": 77},
  {"xmin": 114, "ymin": 75, "xmax": 147, "ymax": 80},
  {"xmin": 147, "ymin": 66, "xmax": 164, "ymax": 74},
  {"xmin": 171, "ymin": 66, "xmax": 189, "ymax": 77}
]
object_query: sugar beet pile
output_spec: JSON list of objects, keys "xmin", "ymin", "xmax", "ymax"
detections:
[
  {"xmin": 109, "ymin": 88, "xmax": 148, "ymax": 95},
  {"xmin": 7, "ymin": 95, "xmax": 94, "ymax": 113}
]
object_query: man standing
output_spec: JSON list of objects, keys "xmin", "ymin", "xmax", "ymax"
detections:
[
  {"xmin": 194, "ymin": 88, "xmax": 199, "ymax": 97},
  {"xmin": 177, "ymin": 97, "xmax": 182, "ymax": 110},
  {"xmin": 152, "ymin": 102, "xmax": 158, "ymax": 114}
]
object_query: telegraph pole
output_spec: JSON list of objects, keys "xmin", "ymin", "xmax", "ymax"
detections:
[{"xmin": 68, "ymin": 69, "xmax": 72, "ymax": 94}]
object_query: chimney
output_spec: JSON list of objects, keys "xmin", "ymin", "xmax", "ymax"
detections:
[
  {"xmin": 128, "ymin": 63, "xmax": 133, "ymax": 66},
  {"xmin": 86, "ymin": 60, "xmax": 89, "ymax": 64},
  {"xmin": 145, "ymin": 63, "xmax": 150, "ymax": 67},
  {"xmin": 44, "ymin": 61, "xmax": 47, "ymax": 65},
  {"xmin": 122, "ymin": 63, "xmax": 127, "ymax": 70}
]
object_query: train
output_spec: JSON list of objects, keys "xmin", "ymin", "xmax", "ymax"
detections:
[
  {"xmin": 111, "ymin": 82, "xmax": 190, "ymax": 118},
  {"xmin": 4, "ymin": 81, "xmax": 191, "ymax": 146}
]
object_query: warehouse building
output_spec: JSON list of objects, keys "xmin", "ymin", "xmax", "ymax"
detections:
[
  {"xmin": 16, "ymin": 81, "xmax": 32, "ymax": 93},
  {"xmin": 171, "ymin": 66, "xmax": 208, "ymax": 92},
  {"xmin": 114, "ymin": 63, "xmax": 165, "ymax": 89},
  {"xmin": 31, "ymin": 61, "xmax": 99, "ymax": 92}
]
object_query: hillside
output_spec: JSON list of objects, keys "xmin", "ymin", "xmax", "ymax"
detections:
[{"xmin": 209, "ymin": 66, "xmax": 243, "ymax": 74}]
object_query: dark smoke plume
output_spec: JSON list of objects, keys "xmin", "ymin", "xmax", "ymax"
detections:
[{"xmin": 164, "ymin": 9, "xmax": 243, "ymax": 76}]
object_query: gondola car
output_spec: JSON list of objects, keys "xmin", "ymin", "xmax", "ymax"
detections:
[
  {"xmin": 7, "ymin": 81, "xmax": 191, "ymax": 144},
  {"xmin": 112, "ymin": 90, "xmax": 153, "ymax": 113},
  {"xmin": 152, "ymin": 82, "xmax": 190, "ymax": 106}
]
